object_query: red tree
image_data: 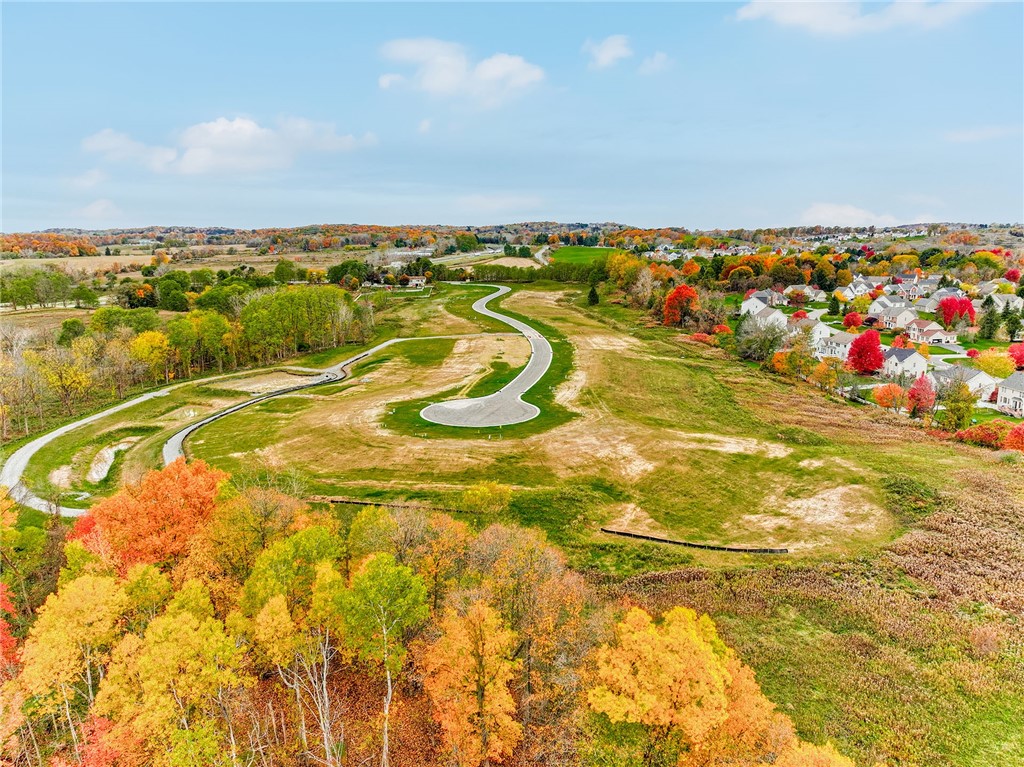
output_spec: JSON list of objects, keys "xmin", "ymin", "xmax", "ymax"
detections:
[
  {"xmin": 0, "ymin": 583, "xmax": 18, "ymax": 672},
  {"xmin": 1009, "ymin": 343, "xmax": 1024, "ymax": 369},
  {"xmin": 663, "ymin": 284, "xmax": 700, "ymax": 327},
  {"xmin": 1005, "ymin": 268, "xmax": 1021, "ymax": 283},
  {"xmin": 847, "ymin": 330, "xmax": 884, "ymax": 374},
  {"xmin": 1004, "ymin": 423, "xmax": 1024, "ymax": 451},
  {"xmin": 907, "ymin": 374, "xmax": 936, "ymax": 417},
  {"xmin": 938, "ymin": 296, "xmax": 976, "ymax": 328},
  {"xmin": 791, "ymin": 310, "xmax": 808, "ymax": 320},
  {"xmin": 91, "ymin": 458, "xmax": 227, "ymax": 570},
  {"xmin": 842, "ymin": 312, "xmax": 863, "ymax": 330}
]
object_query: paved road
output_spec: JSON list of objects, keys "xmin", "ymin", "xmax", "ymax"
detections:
[
  {"xmin": 1, "ymin": 283, "xmax": 550, "ymax": 515},
  {"xmin": 420, "ymin": 285, "xmax": 553, "ymax": 427}
]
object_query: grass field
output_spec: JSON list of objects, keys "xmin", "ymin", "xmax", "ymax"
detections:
[{"xmin": 548, "ymin": 245, "xmax": 618, "ymax": 264}]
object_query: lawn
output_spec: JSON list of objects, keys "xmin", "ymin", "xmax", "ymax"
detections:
[{"xmin": 548, "ymin": 245, "xmax": 618, "ymax": 264}]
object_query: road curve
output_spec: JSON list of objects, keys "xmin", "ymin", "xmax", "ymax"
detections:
[
  {"xmin": 420, "ymin": 285, "xmax": 553, "ymax": 427},
  {"xmin": 1, "ymin": 284, "xmax": 552, "ymax": 515}
]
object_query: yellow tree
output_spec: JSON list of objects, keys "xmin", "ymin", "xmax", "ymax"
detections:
[
  {"xmin": 588, "ymin": 607, "xmax": 731, "ymax": 759},
  {"xmin": 421, "ymin": 600, "xmax": 522, "ymax": 767},
  {"xmin": 129, "ymin": 330, "xmax": 172, "ymax": 383},
  {"xmin": 16, "ymin": 575, "xmax": 127, "ymax": 751},
  {"xmin": 23, "ymin": 347, "xmax": 91, "ymax": 414}
]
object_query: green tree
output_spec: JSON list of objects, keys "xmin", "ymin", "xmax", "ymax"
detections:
[
  {"xmin": 339, "ymin": 554, "xmax": 428, "ymax": 767},
  {"xmin": 942, "ymin": 382, "xmax": 975, "ymax": 431},
  {"xmin": 588, "ymin": 285, "xmax": 600, "ymax": 306}
]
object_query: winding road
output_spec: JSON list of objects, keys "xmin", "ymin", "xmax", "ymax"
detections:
[
  {"xmin": 1, "ymin": 284, "xmax": 553, "ymax": 516},
  {"xmin": 420, "ymin": 285, "xmax": 552, "ymax": 427}
]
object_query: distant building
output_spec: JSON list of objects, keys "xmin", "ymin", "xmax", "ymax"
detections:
[{"xmin": 996, "ymin": 372, "xmax": 1024, "ymax": 417}]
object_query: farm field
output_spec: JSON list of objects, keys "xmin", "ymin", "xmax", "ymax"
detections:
[{"xmin": 549, "ymin": 245, "xmax": 618, "ymax": 263}]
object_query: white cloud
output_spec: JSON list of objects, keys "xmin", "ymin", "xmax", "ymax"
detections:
[
  {"xmin": 417, "ymin": 118, "xmax": 432, "ymax": 134},
  {"xmin": 799, "ymin": 203, "xmax": 899, "ymax": 227},
  {"xmin": 943, "ymin": 125, "xmax": 1020, "ymax": 143},
  {"xmin": 736, "ymin": 1, "xmax": 987, "ymax": 37},
  {"xmin": 66, "ymin": 168, "xmax": 108, "ymax": 189},
  {"xmin": 379, "ymin": 38, "xmax": 544, "ymax": 108},
  {"xmin": 73, "ymin": 198, "xmax": 123, "ymax": 221},
  {"xmin": 83, "ymin": 117, "xmax": 375, "ymax": 175},
  {"xmin": 638, "ymin": 51, "xmax": 671, "ymax": 75},
  {"xmin": 457, "ymin": 193, "xmax": 543, "ymax": 215},
  {"xmin": 583, "ymin": 35, "xmax": 633, "ymax": 69}
]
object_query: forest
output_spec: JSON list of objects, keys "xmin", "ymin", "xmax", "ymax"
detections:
[{"xmin": 0, "ymin": 459, "xmax": 855, "ymax": 767}]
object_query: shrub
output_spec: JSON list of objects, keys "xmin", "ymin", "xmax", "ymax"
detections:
[
  {"xmin": 953, "ymin": 420, "xmax": 1015, "ymax": 449},
  {"xmin": 690, "ymin": 332, "xmax": 717, "ymax": 346},
  {"xmin": 966, "ymin": 348, "xmax": 980, "ymax": 359},
  {"xmin": 1003, "ymin": 423, "xmax": 1024, "ymax": 451},
  {"xmin": 712, "ymin": 323, "xmax": 732, "ymax": 335}
]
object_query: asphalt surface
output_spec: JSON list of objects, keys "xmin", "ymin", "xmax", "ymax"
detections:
[
  {"xmin": 420, "ymin": 285, "xmax": 553, "ymax": 427},
  {"xmin": 1, "ymin": 284, "xmax": 551, "ymax": 515}
]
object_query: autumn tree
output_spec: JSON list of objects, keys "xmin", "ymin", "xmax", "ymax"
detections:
[
  {"xmin": 941, "ymin": 382, "xmax": 975, "ymax": 431},
  {"xmin": 421, "ymin": 600, "xmax": 522, "ymax": 767},
  {"xmin": 873, "ymin": 383, "xmax": 907, "ymax": 412},
  {"xmin": 846, "ymin": 330, "xmax": 884, "ymax": 375},
  {"xmin": 907, "ymin": 374, "xmax": 936, "ymax": 419},
  {"xmin": 242, "ymin": 526, "xmax": 346, "ymax": 766},
  {"xmin": 1010, "ymin": 343, "xmax": 1024, "ymax": 369},
  {"xmin": 95, "ymin": 580, "xmax": 247, "ymax": 765},
  {"xmin": 975, "ymin": 349, "xmax": 1016, "ymax": 379},
  {"xmin": 662, "ymin": 284, "xmax": 700, "ymax": 327},
  {"xmin": 842, "ymin": 312, "xmax": 862, "ymax": 331},
  {"xmin": 89, "ymin": 458, "xmax": 227, "ymax": 570},
  {"xmin": 339, "ymin": 554, "xmax": 428, "ymax": 767}
]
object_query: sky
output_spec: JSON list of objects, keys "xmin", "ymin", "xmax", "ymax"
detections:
[{"xmin": 2, "ymin": 1, "xmax": 1022, "ymax": 232}]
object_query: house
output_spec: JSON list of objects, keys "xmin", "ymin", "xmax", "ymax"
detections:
[
  {"xmin": 995, "ymin": 371, "xmax": 1024, "ymax": 417},
  {"xmin": 818, "ymin": 331, "xmax": 858, "ymax": 360},
  {"xmin": 918, "ymin": 287, "xmax": 966, "ymax": 313},
  {"xmin": 850, "ymin": 276, "xmax": 879, "ymax": 296},
  {"xmin": 905, "ymin": 319, "xmax": 958, "ymax": 345},
  {"xmin": 868, "ymin": 295, "xmax": 912, "ymax": 316},
  {"xmin": 836, "ymin": 285, "xmax": 858, "ymax": 302},
  {"xmin": 882, "ymin": 348, "xmax": 928, "ymax": 381},
  {"xmin": 978, "ymin": 278, "xmax": 1014, "ymax": 297},
  {"xmin": 783, "ymin": 284, "xmax": 826, "ymax": 303},
  {"xmin": 789, "ymin": 317, "xmax": 831, "ymax": 350},
  {"xmin": 975, "ymin": 293, "xmax": 1024, "ymax": 314},
  {"xmin": 740, "ymin": 290, "xmax": 786, "ymax": 316},
  {"xmin": 750, "ymin": 306, "xmax": 788, "ymax": 331},
  {"xmin": 406, "ymin": 275, "xmax": 427, "ymax": 288},
  {"xmin": 878, "ymin": 306, "xmax": 919, "ymax": 330},
  {"xmin": 929, "ymin": 365, "xmax": 999, "ymax": 402}
]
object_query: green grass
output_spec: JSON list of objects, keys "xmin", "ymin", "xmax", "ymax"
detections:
[{"xmin": 549, "ymin": 246, "xmax": 618, "ymax": 264}]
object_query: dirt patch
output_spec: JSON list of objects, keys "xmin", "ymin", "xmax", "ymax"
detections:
[
  {"xmin": 536, "ymin": 417, "xmax": 656, "ymax": 481},
  {"xmin": 217, "ymin": 371, "xmax": 311, "ymax": 395},
  {"xmin": 555, "ymin": 369, "xmax": 587, "ymax": 407},
  {"xmin": 86, "ymin": 438, "xmax": 141, "ymax": 483},
  {"xmin": 605, "ymin": 502, "xmax": 667, "ymax": 536},
  {"xmin": 669, "ymin": 431, "xmax": 792, "ymax": 459},
  {"xmin": 575, "ymin": 334, "xmax": 640, "ymax": 352},
  {"xmin": 481, "ymin": 257, "xmax": 541, "ymax": 269},
  {"xmin": 736, "ymin": 485, "xmax": 887, "ymax": 550},
  {"xmin": 48, "ymin": 465, "xmax": 72, "ymax": 489}
]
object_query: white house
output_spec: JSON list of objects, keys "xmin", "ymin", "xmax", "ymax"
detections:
[
  {"xmin": 406, "ymin": 275, "xmax": 427, "ymax": 288},
  {"xmin": 918, "ymin": 287, "xmax": 966, "ymax": 314},
  {"xmin": 784, "ymin": 284, "xmax": 826, "ymax": 303},
  {"xmin": 883, "ymin": 348, "xmax": 928, "ymax": 381},
  {"xmin": 789, "ymin": 317, "xmax": 831, "ymax": 351},
  {"xmin": 929, "ymin": 365, "xmax": 999, "ymax": 402},
  {"xmin": 996, "ymin": 371, "xmax": 1024, "ymax": 417},
  {"xmin": 750, "ymin": 306, "xmax": 788, "ymax": 331},
  {"xmin": 868, "ymin": 295, "xmax": 912, "ymax": 316},
  {"xmin": 978, "ymin": 278, "xmax": 1014, "ymax": 297},
  {"xmin": 818, "ymin": 331, "xmax": 858, "ymax": 361},
  {"xmin": 975, "ymin": 293, "xmax": 1024, "ymax": 314},
  {"xmin": 878, "ymin": 306, "xmax": 919, "ymax": 330},
  {"xmin": 905, "ymin": 319, "xmax": 957, "ymax": 345}
]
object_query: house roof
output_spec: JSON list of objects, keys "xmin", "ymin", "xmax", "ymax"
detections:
[
  {"xmin": 884, "ymin": 348, "xmax": 923, "ymax": 363},
  {"xmin": 932, "ymin": 365, "xmax": 993, "ymax": 385},
  {"xmin": 906, "ymin": 318, "xmax": 940, "ymax": 330},
  {"xmin": 999, "ymin": 371, "xmax": 1024, "ymax": 393},
  {"xmin": 827, "ymin": 331, "xmax": 858, "ymax": 346}
]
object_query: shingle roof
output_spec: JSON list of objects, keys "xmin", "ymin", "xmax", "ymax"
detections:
[
  {"xmin": 999, "ymin": 371, "xmax": 1024, "ymax": 392},
  {"xmin": 884, "ymin": 348, "xmax": 921, "ymax": 362}
]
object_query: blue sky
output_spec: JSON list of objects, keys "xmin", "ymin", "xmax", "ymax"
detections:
[{"xmin": 3, "ymin": 1, "xmax": 1022, "ymax": 231}]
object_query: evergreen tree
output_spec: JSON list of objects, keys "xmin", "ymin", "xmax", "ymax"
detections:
[
  {"xmin": 828, "ymin": 293, "xmax": 840, "ymax": 316},
  {"xmin": 587, "ymin": 285, "xmax": 599, "ymax": 306},
  {"xmin": 978, "ymin": 310, "xmax": 1000, "ymax": 340}
]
